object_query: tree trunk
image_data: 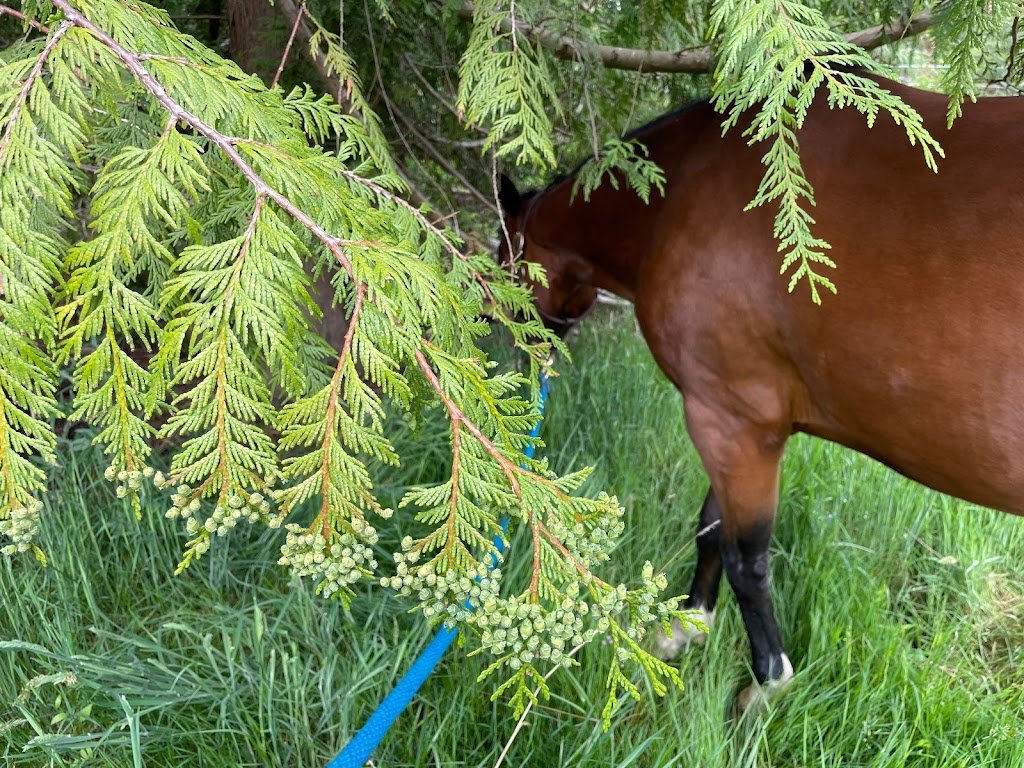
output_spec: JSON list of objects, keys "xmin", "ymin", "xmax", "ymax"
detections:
[
  {"xmin": 226, "ymin": 0, "xmax": 281, "ymax": 83},
  {"xmin": 226, "ymin": 0, "xmax": 349, "ymax": 353}
]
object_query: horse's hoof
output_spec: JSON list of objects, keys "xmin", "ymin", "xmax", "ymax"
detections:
[
  {"xmin": 652, "ymin": 609, "xmax": 713, "ymax": 661},
  {"xmin": 735, "ymin": 654, "xmax": 794, "ymax": 716}
]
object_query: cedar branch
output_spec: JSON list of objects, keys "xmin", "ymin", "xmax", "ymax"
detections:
[
  {"xmin": 456, "ymin": 3, "xmax": 934, "ymax": 74},
  {"xmin": 315, "ymin": 282, "xmax": 366, "ymax": 536},
  {"xmin": 272, "ymin": 0, "xmax": 306, "ymax": 90},
  {"xmin": 49, "ymin": 0, "xmax": 357, "ymax": 280}
]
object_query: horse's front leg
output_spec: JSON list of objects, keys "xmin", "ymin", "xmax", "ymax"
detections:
[
  {"xmin": 685, "ymin": 397, "xmax": 793, "ymax": 712},
  {"xmin": 654, "ymin": 489, "xmax": 723, "ymax": 659}
]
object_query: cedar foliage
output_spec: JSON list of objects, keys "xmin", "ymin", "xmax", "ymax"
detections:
[{"xmin": 0, "ymin": 0, "xmax": 1020, "ymax": 723}]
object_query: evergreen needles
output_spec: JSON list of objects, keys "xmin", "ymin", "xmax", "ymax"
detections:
[
  {"xmin": 0, "ymin": 0, "xmax": 689, "ymax": 724},
  {"xmin": 710, "ymin": 0, "xmax": 943, "ymax": 303},
  {"xmin": 1, "ymin": 0, "xmax": 1020, "ymax": 728}
]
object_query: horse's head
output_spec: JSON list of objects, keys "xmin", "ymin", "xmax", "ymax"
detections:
[{"xmin": 496, "ymin": 174, "xmax": 597, "ymax": 337}]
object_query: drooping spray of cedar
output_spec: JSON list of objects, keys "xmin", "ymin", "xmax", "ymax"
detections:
[{"xmin": 1, "ymin": 0, "xmax": 1019, "ymax": 726}]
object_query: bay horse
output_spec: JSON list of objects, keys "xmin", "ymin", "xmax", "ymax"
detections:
[{"xmin": 497, "ymin": 76, "xmax": 1024, "ymax": 711}]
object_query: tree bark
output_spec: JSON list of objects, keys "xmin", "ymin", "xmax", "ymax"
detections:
[
  {"xmin": 226, "ymin": 0, "xmax": 281, "ymax": 82},
  {"xmin": 456, "ymin": 3, "xmax": 934, "ymax": 75},
  {"xmin": 226, "ymin": 0, "xmax": 353, "ymax": 351}
]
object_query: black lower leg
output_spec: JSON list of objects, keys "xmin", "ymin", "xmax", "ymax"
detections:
[
  {"xmin": 722, "ymin": 521, "xmax": 786, "ymax": 683},
  {"xmin": 684, "ymin": 490, "xmax": 723, "ymax": 613}
]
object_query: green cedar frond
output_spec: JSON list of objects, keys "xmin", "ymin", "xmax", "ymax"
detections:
[
  {"xmin": 934, "ymin": 0, "xmax": 1023, "ymax": 125},
  {"xmin": 0, "ymin": 327, "xmax": 56, "ymax": 557},
  {"xmin": 457, "ymin": 0, "xmax": 559, "ymax": 168},
  {"xmin": 710, "ymin": 0, "xmax": 942, "ymax": 302},
  {"xmin": 56, "ymin": 128, "xmax": 207, "ymax": 480},
  {"xmin": 276, "ymin": 286, "xmax": 398, "ymax": 606},
  {"xmin": 571, "ymin": 138, "xmax": 666, "ymax": 205},
  {"xmin": 159, "ymin": 198, "xmax": 284, "ymax": 568},
  {"xmin": 0, "ymin": 19, "xmax": 73, "ymax": 556},
  {"xmin": 302, "ymin": 6, "xmax": 397, "ymax": 177}
]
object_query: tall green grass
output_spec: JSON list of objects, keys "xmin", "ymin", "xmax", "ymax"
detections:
[{"xmin": 3, "ymin": 306, "xmax": 1023, "ymax": 767}]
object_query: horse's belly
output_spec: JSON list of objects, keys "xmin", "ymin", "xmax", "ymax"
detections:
[
  {"xmin": 794, "ymin": 332, "xmax": 1024, "ymax": 516},
  {"xmin": 800, "ymin": 414, "xmax": 1024, "ymax": 516}
]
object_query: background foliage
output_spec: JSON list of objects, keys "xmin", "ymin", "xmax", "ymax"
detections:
[{"xmin": 0, "ymin": 0, "xmax": 1022, "ymax": 745}]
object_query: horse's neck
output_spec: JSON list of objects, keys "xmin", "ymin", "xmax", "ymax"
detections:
[{"xmin": 533, "ymin": 179, "xmax": 665, "ymax": 302}]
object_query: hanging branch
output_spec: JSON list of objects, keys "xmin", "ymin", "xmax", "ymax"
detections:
[
  {"xmin": 271, "ymin": 0, "xmax": 306, "ymax": 89},
  {"xmin": 49, "ymin": 0, "xmax": 365, "ymax": 280},
  {"xmin": 0, "ymin": 0, "xmax": 712, "ymax": 724},
  {"xmin": 455, "ymin": 2, "xmax": 934, "ymax": 74},
  {"xmin": 0, "ymin": 4, "xmax": 49, "ymax": 31}
]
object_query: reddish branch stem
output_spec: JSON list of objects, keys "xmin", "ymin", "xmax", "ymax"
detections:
[
  {"xmin": 0, "ymin": 4, "xmax": 49, "ymax": 32},
  {"xmin": 316, "ymin": 283, "xmax": 366, "ymax": 537},
  {"xmin": 538, "ymin": 521, "xmax": 610, "ymax": 589},
  {"xmin": 208, "ymin": 198, "xmax": 267, "ymax": 499},
  {"xmin": 223, "ymin": 195, "xmax": 265, "ymax": 306},
  {"xmin": 445, "ymin": 419, "xmax": 463, "ymax": 564},
  {"xmin": 529, "ymin": 513, "xmax": 541, "ymax": 600},
  {"xmin": 414, "ymin": 348, "xmax": 521, "ymax": 497},
  {"xmin": 272, "ymin": 0, "xmax": 306, "ymax": 89}
]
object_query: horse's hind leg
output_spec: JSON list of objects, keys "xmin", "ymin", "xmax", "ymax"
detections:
[
  {"xmin": 654, "ymin": 489, "xmax": 722, "ymax": 659},
  {"xmin": 685, "ymin": 398, "xmax": 793, "ymax": 712}
]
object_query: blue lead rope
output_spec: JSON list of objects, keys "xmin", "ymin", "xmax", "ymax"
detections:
[{"xmin": 330, "ymin": 372, "xmax": 551, "ymax": 768}]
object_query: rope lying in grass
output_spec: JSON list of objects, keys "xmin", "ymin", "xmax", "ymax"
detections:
[{"xmin": 329, "ymin": 372, "xmax": 551, "ymax": 768}]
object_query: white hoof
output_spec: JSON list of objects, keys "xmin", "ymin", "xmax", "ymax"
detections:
[
  {"xmin": 736, "ymin": 654, "xmax": 794, "ymax": 714},
  {"xmin": 653, "ymin": 609, "xmax": 714, "ymax": 661}
]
